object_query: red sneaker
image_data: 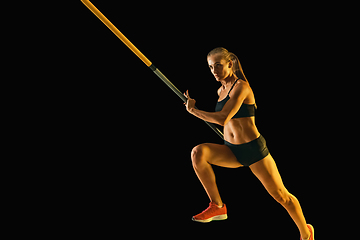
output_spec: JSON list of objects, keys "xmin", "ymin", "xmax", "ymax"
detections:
[
  {"xmin": 192, "ymin": 202, "xmax": 227, "ymax": 223},
  {"xmin": 301, "ymin": 224, "xmax": 315, "ymax": 240}
]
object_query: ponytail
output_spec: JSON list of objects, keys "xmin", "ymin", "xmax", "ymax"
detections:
[{"xmin": 229, "ymin": 52, "xmax": 248, "ymax": 82}]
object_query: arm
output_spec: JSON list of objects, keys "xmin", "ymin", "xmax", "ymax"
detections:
[
  {"xmin": 184, "ymin": 84, "xmax": 249, "ymax": 126},
  {"xmin": 188, "ymin": 108, "xmax": 227, "ymax": 126}
]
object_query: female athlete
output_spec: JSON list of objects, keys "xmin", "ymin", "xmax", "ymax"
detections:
[{"xmin": 184, "ymin": 47, "xmax": 314, "ymax": 240}]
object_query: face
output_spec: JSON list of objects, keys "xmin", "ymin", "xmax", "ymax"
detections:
[{"xmin": 207, "ymin": 53, "xmax": 232, "ymax": 81}]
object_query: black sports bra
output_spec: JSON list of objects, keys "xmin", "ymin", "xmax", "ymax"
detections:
[{"xmin": 215, "ymin": 79, "xmax": 256, "ymax": 118}]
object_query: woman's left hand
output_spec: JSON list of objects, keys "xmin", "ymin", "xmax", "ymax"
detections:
[{"xmin": 184, "ymin": 90, "xmax": 196, "ymax": 112}]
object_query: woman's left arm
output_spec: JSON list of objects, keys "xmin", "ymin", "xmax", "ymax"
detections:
[{"xmin": 184, "ymin": 85, "xmax": 249, "ymax": 126}]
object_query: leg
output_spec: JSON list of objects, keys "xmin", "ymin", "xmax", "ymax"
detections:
[
  {"xmin": 249, "ymin": 154, "xmax": 311, "ymax": 239},
  {"xmin": 191, "ymin": 143, "xmax": 243, "ymax": 206}
]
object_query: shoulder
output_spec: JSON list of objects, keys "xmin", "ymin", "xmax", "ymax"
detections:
[{"xmin": 230, "ymin": 80, "xmax": 250, "ymax": 97}]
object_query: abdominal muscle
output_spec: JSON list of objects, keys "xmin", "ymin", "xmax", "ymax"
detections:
[{"xmin": 223, "ymin": 117, "xmax": 260, "ymax": 144}]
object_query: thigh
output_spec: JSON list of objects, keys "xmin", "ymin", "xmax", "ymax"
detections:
[
  {"xmin": 198, "ymin": 143, "xmax": 243, "ymax": 168},
  {"xmin": 249, "ymin": 154, "xmax": 287, "ymax": 194}
]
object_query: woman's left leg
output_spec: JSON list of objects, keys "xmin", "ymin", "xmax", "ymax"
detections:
[{"xmin": 249, "ymin": 154, "xmax": 311, "ymax": 239}]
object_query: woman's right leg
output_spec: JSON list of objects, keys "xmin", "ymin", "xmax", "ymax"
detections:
[{"xmin": 191, "ymin": 143, "xmax": 243, "ymax": 206}]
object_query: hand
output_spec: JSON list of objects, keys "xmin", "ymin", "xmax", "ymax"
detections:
[{"xmin": 184, "ymin": 90, "xmax": 196, "ymax": 112}]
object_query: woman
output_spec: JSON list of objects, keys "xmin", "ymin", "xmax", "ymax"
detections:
[{"xmin": 184, "ymin": 47, "xmax": 314, "ymax": 240}]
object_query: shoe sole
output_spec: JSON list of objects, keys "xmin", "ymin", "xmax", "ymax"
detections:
[{"xmin": 192, "ymin": 214, "xmax": 228, "ymax": 223}]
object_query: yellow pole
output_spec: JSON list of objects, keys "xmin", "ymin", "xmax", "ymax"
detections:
[
  {"xmin": 80, "ymin": 0, "xmax": 152, "ymax": 67},
  {"xmin": 80, "ymin": 0, "xmax": 224, "ymax": 140}
]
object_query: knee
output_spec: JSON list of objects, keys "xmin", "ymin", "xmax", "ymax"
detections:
[
  {"xmin": 271, "ymin": 188, "xmax": 293, "ymax": 206},
  {"xmin": 191, "ymin": 144, "xmax": 206, "ymax": 166}
]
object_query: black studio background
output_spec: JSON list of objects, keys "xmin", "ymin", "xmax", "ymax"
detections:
[{"xmin": 66, "ymin": 1, "xmax": 332, "ymax": 238}]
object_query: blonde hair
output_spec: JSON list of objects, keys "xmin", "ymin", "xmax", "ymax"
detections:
[{"xmin": 207, "ymin": 47, "xmax": 248, "ymax": 82}]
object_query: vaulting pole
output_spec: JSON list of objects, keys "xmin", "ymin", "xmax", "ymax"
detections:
[{"xmin": 80, "ymin": 0, "xmax": 224, "ymax": 140}]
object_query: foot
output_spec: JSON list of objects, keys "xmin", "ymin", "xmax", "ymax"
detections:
[
  {"xmin": 192, "ymin": 202, "xmax": 227, "ymax": 223},
  {"xmin": 301, "ymin": 224, "xmax": 314, "ymax": 240}
]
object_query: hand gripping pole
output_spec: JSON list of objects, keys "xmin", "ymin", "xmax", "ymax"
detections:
[{"xmin": 80, "ymin": 0, "xmax": 224, "ymax": 140}]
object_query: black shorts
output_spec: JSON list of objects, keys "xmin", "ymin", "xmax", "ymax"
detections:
[{"xmin": 224, "ymin": 135, "xmax": 269, "ymax": 167}]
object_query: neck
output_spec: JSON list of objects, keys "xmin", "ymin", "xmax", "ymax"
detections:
[{"xmin": 220, "ymin": 73, "xmax": 237, "ymax": 88}]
